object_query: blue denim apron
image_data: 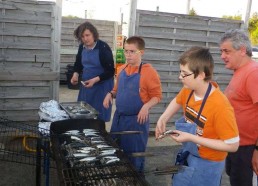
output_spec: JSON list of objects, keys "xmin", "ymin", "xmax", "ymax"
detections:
[
  {"xmin": 77, "ymin": 47, "xmax": 114, "ymax": 122},
  {"xmin": 110, "ymin": 63, "xmax": 149, "ymax": 172},
  {"xmin": 172, "ymin": 83, "xmax": 225, "ymax": 186}
]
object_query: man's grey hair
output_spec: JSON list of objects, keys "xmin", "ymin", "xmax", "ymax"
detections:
[{"xmin": 220, "ymin": 29, "xmax": 252, "ymax": 57}]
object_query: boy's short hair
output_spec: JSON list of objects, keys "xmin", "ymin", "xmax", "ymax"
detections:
[
  {"xmin": 125, "ymin": 36, "xmax": 145, "ymax": 50},
  {"xmin": 179, "ymin": 46, "xmax": 214, "ymax": 81}
]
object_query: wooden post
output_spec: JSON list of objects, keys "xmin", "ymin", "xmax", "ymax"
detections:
[
  {"xmin": 244, "ymin": 0, "xmax": 252, "ymax": 30},
  {"xmin": 50, "ymin": 0, "xmax": 62, "ymax": 101},
  {"xmin": 186, "ymin": 0, "xmax": 191, "ymax": 14},
  {"xmin": 128, "ymin": 0, "xmax": 137, "ymax": 37}
]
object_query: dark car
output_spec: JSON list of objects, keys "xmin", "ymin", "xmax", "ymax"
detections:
[{"xmin": 252, "ymin": 47, "xmax": 258, "ymax": 58}]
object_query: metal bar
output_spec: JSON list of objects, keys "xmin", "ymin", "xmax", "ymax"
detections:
[{"xmin": 36, "ymin": 138, "xmax": 41, "ymax": 186}]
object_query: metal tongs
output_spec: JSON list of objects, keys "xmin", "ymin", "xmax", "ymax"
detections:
[
  {"xmin": 153, "ymin": 165, "xmax": 183, "ymax": 175},
  {"xmin": 157, "ymin": 130, "xmax": 179, "ymax": 140},
  {"xmin": 109, "ymin": 131, "xmax": 143, "ymax": 135},
  {"xmin": 144, "ymin": 165, "xmax": 183, "ymax": 175}
]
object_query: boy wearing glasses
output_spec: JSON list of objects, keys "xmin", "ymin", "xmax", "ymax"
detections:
[
  {"xmin": 103, "ymin": 36, "xmax": 162, "ymax": 173},
  {"xmin": 155, "ymin": 46, "xmax": 239, "ymax": 186}
]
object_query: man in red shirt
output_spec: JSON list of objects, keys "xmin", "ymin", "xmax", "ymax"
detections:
[{"xmin": 220, "ymin": 29, "xmax": 258, "ymax": 186}]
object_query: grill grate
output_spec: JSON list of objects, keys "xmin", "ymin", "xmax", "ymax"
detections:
[
  {"xmin": 50, "ymin": 119, "xmax": 150, "ymax": 186},
  {"xmin": 62, "ymin": 163, "xmax": 148, "ymax": 186}
]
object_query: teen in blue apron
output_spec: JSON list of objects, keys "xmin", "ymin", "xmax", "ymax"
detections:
[
  {"xmin": 172, "ymin": 83, "xmax": 225, "ymax": 186},
  {"xmin": 110, "ymin": 63, "xmax": 149, "ymax": 173},
  {"xmin": 78, "ymin": 46, "xmax": 114, "ymax": 122}
]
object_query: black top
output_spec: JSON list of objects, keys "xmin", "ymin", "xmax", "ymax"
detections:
[{"xmin": 73, "ymin": 40, "xmax": 115, "ymax": 81}]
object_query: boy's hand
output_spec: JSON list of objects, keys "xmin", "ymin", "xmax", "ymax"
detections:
[
  {"xmin": 137, "ymin": 105, "xmax": 149, "ymax": 124},
  {"xmin": 103, "ymin": 92, "xmax": 113, "ymax": 109},
  {"xmin": 155, "ymin": 116, "xmax": 167, "ymax": 140}
]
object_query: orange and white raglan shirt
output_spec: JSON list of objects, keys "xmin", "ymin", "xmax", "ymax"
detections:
[
  {"xmin": 113, "ymin": 63, "xmax": 162, "ymax": 103},
  {"xmin": 176, "ymin": 82, "xmax": 239, "ymax": 162}
]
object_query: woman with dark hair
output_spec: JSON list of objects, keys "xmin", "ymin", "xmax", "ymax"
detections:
[{"xmin": 71, "ymin": 21, "xmax": 115, "ymax": 122}]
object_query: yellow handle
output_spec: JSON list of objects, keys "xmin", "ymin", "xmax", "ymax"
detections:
[{"xmin": 22, "ymin": 136, "xmax": 39, "ymax": 152}]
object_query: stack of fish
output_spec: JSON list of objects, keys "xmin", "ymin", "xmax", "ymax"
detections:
[{"xmin": 60, "ymin": 129, "xmax": 120, "ymax": 168}]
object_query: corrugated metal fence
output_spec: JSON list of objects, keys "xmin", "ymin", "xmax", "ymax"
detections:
[{"xmin": 135, "ymin": 10, "xmax": 243, "ymax": 130}]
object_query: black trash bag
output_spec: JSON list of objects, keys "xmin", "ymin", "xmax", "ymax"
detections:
[{"xmin": 65, "ymin": 64, "xmax": 81, "ymax": 90}]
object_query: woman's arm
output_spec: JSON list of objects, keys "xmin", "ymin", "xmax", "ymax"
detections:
[
  {"xmin": 71, "ymin": 44, "xmax": 83, "ymax": 85},
  {"xmin": 98, "ymin": 41, "xmax": 115, "ymax": 81},
  {"xmin": 73, "ymin": 44, "xmax": 83, "ymax": 74}
]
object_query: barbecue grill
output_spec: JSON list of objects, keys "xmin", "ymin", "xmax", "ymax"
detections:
[
  {"xmin": 0, "ymin": 116, "xmax": 56, "ymax": 186},
  {"xmin": 50, "ymin": 119, "xmax": 150, "ymax": 186}
]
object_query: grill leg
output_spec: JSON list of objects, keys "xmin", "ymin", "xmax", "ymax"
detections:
[
  {"xmin": 44, "ymin": 140, "xmax": 50, "ymax": 186},
  {"xmin": 36, "ymin": 138, "xmax": 41, "ymax": 186}
]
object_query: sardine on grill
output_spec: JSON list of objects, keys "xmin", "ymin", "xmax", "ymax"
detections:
[
  {"xmin": 79, "ymin": 156, "xmax": 97, "ymax": 162},
  {"xmin": 106, "ymin": 158, "xmax": 120, "ymax": 164},
  {"xmin": 79, "ymin": 147, "xmax": 95, "ymax": 151},
  {"xmin": 96, "ymin": 144, "xmax": 112, "ymax": 149},
  {"xmin": 64, "ymin": 130, "xmax": 80, "ymax": 135},
  {"xmin": 76, "ymin": 149, "xmax": 91, "ymax": 153},
  {"xmin": 100, "ymin": 149, "xmax": 116, "ymax": 156},
  {"xmin": 72, "ymin": 153, "xmax": 91, "ymax": 158},
  {"xmin": 83, "ymin": 129, "xmax": 98, "ymax": 133},
  {"xmin": 90, "ymin": 140, "xmax": 106, "ymax": 145},
  {"xmin": 84, "ymin": 133, "xmax": 100, "ymax": 137},
  {"xmin": 100, "ymin": 156, "xmax": 120, "ymax": 164},
  {"xmin": 71, "ymin": 136, "xmax": 83, "ymax": 141}
]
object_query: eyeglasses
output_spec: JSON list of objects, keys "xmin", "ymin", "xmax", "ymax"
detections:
[
  {"xmin": 179, "ymin": 71, "xmax": 194, "ymax": 78},
  {"xmin": 123, "ymin": 50, "xmax": 141, "ymax": 55}
]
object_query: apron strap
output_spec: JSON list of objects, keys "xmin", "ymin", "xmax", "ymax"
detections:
[
  {"xmin": 186, "ymin": 83, "xmax": 212, "ymax": 128},
  {"xmin": 122, "ymin": 62, "xmax": 144, "ymax": 74},
  {"xmin": 186, "ymin": 91, "xmax": 194, "ymax": 105},
  {"xmin": 138, "ymin": 62, "xmax": 144, "ymax": 74},
  {"xmin": 122, "ymin": 64, "xmax": 129, "ymax": 70}
]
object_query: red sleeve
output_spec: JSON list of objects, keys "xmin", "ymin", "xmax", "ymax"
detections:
[{"xmin": 246, "ymin": 68, "xmax": 258, "ymax": 104}]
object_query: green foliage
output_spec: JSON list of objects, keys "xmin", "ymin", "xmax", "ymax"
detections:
[
  {"xmin": 248, "ymin": 12, "xmax": 258, "ymax": 45},
  {"xmin": 222, "ymin": 14, "xmax": 242, "ymax": 20},
  {"xmin": 189, "ymin": 8, "xmax": 197, "ymax": 16},
  {"xmin": 222, "ymin": 12, "xmax": 258, "ymax": 45},
  {"xmin": 250, "ymin": 29, "xmax": 258, "ymax": 44}
]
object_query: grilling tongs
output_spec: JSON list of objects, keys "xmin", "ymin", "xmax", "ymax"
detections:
[
  {"xmin": 144, "ymin": 165, "xmax": 184, "ymax": 175},
  {"xmin": 109, "ymin": 131, "xmax": 143, "ymax": 135},
  {"xmin": 129, "ymin": 151, "xmax": 170, "ymax": 157}
]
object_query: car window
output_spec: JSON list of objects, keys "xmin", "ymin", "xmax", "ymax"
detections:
[{"xmin": 252, "ymin": 48, "xmax": 258, "ymax": 52}]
